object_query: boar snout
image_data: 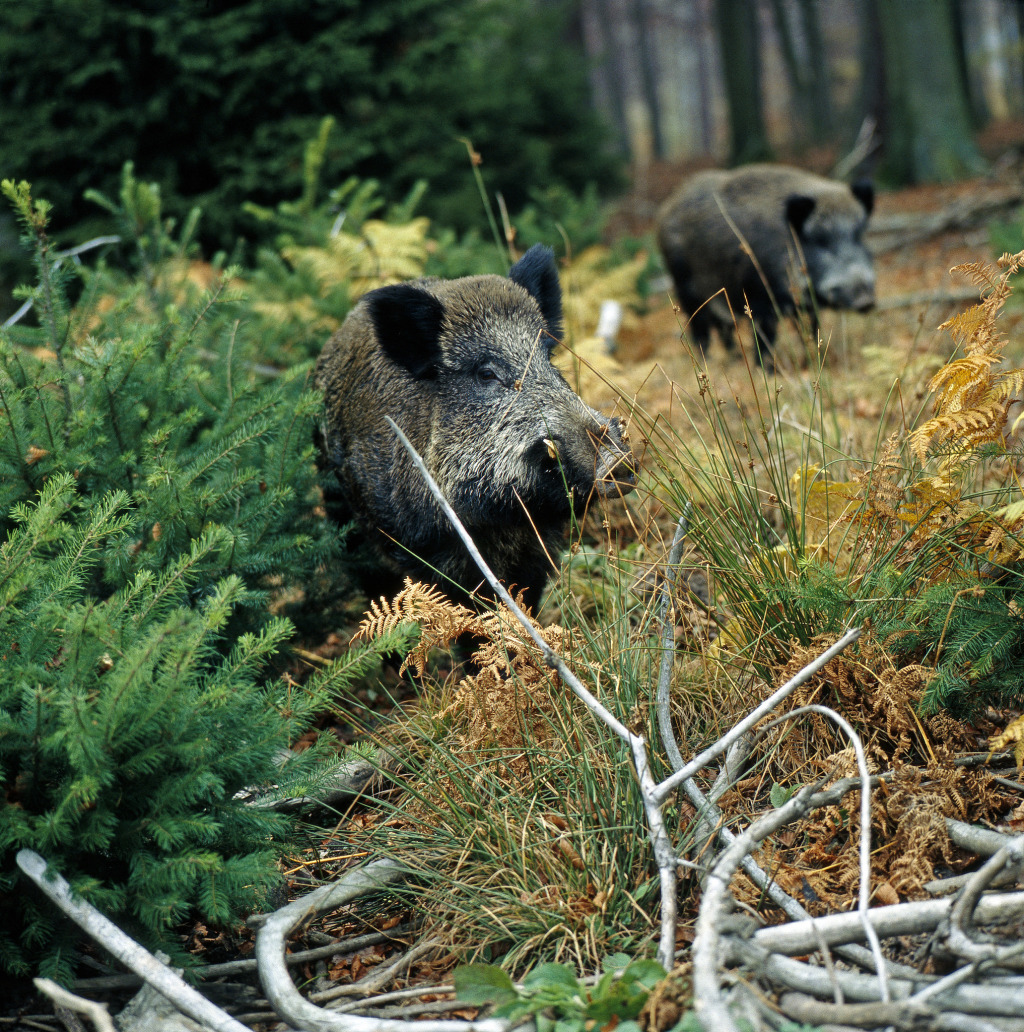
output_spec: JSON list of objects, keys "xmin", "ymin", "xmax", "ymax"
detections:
[
  {"xmin": 592, "ymin": 417, "xmax": 636, "ymax": 496},
  {"xmin": 535, "ymin": 417, "xmax": 635, "ymax": 498},
  {"xmin": 851, "ymin": 281, "xmax": 876, "ymax": 312},
  {"xmin": 821, "ymin": 271, "xmax": 875, "ymax": 313}
]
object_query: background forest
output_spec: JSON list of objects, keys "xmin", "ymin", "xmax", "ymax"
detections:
[
  {"xmin": 6, "ymin": 1, "xmax": 1024, "ymax": 1031},
  {"xmin": 3, "ymin": 0, "xmax": 1022, "ymax": 293}
]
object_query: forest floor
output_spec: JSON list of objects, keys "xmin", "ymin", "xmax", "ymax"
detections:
[{"xmin": 14, "ymin": 159, "xmax": 1024, "ymax": 1029}]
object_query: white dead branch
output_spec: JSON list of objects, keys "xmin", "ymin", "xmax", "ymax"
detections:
[
  {"xmin": 386, "ymin": 421, "xmax": 889, "ymax": 1002},
  {"xmin": 252, "ymin": 855, "xmax": 511, "ymax": 1032},
  {"xmin": 32, "ymin": 978, "xmax": 117, "ymax": 1032}
]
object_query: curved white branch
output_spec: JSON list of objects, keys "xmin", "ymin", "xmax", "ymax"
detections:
[
  {"xmin": 653, "ymin": 625, "xmax": 862, "ymax": 803},
  {"xmin": 760, "ymin": 703, "xmax": 889, "ymax": 1002},
  {"xmin": 33, "ymin": 978, "xmax": 117, "ymax": 1032},
  {"xmin": 254, "ymin": 856, "xmax": 507, "ymax": 1032}
]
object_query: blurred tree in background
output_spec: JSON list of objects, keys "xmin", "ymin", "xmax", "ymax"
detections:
[
  {"xmin": 874, "ymin": 0, "xmax": 987, "ymax": 182},
  {"xmin": 583, "ymin": 0, "xmax": 1022, "ymax": 187},
  {"xmin": 0, "ymin": 0, "xmax": 621, "ymax": 256}
]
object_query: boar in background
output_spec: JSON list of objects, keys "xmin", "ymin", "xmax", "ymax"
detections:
[{"xmin": 657, "ymin": 163, "xmax": 875, "ymax": 365}]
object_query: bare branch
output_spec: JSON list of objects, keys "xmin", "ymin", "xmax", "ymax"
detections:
[
  {"xmin": 653, "ymin": 625, "xmax": 863, "ymax": 804},
  {"xmin": 32, "ymin": 980, "xmax": 116, "ymax": 1032},
  {"xmin": 386, "ymin": 416, "xmax": 682, "ymax": 968},
  {"xmin": 753, "ymin": 890, "xmax": 1024, "ymax": 955},
  {"xmin": 729, "ymin": 936, "xmax": 1024, "ymax": 1016},
  {"xmin": 16, "ymin": 850, "xmax": 247, "ymax": 1032},
  {"xmin": 312, "ymin": 941, "xmax": 441, "ymax": 1003},
  {"xmin": 947, "ymin": 820, "xmax": 1021, "ymax": 858},
  {"xmin": 656, "ymin": 509, "xmax": 690, "ymax": 772},
  {"xmin": 254, "ymin": 856, "xmax": 509, "ymax": 1032},
  {"xmin": 758, "ymin": 704, "xmax": 889, "ymax": 1001}
]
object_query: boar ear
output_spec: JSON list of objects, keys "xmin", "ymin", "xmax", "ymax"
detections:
[
  {"xmin": 785, "ymin": 194, "xmax": 817, "ymax": 235},
  {"xmin": 509, "ymin": 244, "xmax": 564, "ymax": 341},
  {"xmin": 367, "ymin": 284, "xmax": 445, "ymax": 379},
  {"xmin": 850, "ymin": 178, "xmax": 875, "ymax": 216}
]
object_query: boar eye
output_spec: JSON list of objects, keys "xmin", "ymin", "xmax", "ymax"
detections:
[{"xmin": 476, "ymin": 366, "xmax": 501, "ymax": 384}]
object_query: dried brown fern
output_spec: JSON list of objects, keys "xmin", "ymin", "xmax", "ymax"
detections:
[
  {"xmin": 777, "ymin": 251, "xmax": 1024, "ymax": 585},
  {"xmin": 355, "ymin": 580, "xmax": 581, "ymax": 776},
  {"xmin": 355, "ymin": 579, "xmax": 485, "ymax": 677},
  {"xmin": 909, "ymin": 252, "xmax": 1024, "ymax": 467}
]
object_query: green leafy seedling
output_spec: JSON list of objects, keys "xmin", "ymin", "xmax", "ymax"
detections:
[{"xmin": 454, "ymin": 955, "xmax": 667, "ymax": 1032}]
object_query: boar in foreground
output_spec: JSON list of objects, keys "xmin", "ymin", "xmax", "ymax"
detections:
[
  {"xmin": 657, "ymin": 163, "xmax": 875, "ymax": 365},
  {"xmin": 314, "ymin": 244, "xmax": 635, "ymax": 609}
]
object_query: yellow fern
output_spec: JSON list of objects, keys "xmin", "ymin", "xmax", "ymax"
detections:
[
  {"xmin": 989, "ymin": 712, "xmax": 1024, "ymax": 769},
  {"xmin": 558, "ymin": 245, "xmax": 647, "ymax": 344},
  {"xmin": 283, "ymin": 217, "xmax": 431, "ymax": 299},
  {"xmin": 910, "ymin": 253, "xmax": 1024, "ymax": 469}
]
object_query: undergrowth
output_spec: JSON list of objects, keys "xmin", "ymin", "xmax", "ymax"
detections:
[
  {"xmin": 339, "ymin": 577, "xmax": 673, "ymax": 972},
  {"xmin": 641, "ymin": 250, "xmax": 1024, "ymax": 718},
  {"xmin": 341, "ymin": 250, "xmax": 1024, "ymax": 974}
]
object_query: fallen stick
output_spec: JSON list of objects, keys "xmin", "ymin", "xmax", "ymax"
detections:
[
  {"xmin": 32, "ymin": 980, "xmax": 116, "ymax": 1032},
  {"xmin": 17, "ymin": 850, "xmax": 247, "ymax": 1032},
  {"xmin": 730, "ymin": 937, "xmax": 1024, "ymax": 1016},
  {"xmin": 753, "ymin": 889, "xmax": 1024, "ymax": 955},
  {"xmin": 254, "ymin": 856, "xmax": 508, "ymax": 1032}
]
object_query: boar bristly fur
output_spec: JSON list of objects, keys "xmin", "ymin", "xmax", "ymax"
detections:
[
  {"xmin": 657, "ymin": 163, "xmax": 875, "ymax": 365},
  {"xmin": 315, "ymin": 244, "xmax": 635, "ymax": 610}
]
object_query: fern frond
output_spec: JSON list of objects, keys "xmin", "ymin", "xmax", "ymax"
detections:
[
  {"xmin": 939, "ymin": 301, "xmax": 989, "ymax": 347},
  {"xmin": 282, "ymin": 217, "xmax": 431, "ymax": 300},
  {"xmin": 356, "ymin": 579, "xmax": 485, "ymax": 676}
]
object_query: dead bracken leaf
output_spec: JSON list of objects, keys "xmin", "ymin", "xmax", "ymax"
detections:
[{"xmin": 873, "ymin": 881, "xmax": 899, "ymax": 906}]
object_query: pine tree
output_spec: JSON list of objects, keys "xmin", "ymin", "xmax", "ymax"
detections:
[
  {"xmin": 0, "ymin": 176, "xmax": 406, "ymax": 978},
  {"xmin": 0, "ymin": 171, "xmax": 339, "ymax": 608}
]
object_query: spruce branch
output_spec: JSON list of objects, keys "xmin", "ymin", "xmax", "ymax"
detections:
[{"xmin": 1, "ymin": 179, "xmax": 73, "ymax": 430}]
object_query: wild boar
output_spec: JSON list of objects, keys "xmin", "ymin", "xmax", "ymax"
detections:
[
  {"xmin": 314, "ymin": 244, "xmax": 635, "ymax": 610},
  {"xmin": 657, "ymin": 163, "xmax": 875, "ymax": 365}
]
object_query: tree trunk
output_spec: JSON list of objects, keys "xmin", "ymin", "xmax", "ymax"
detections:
[
  {"xmin": 714, "ymin": 0, "xmax": 771, "ymax": 164},
  {"xmin": 580, "ymin": 0, "xmax": 631, "ymax": 157},
  {"xmin": 633, "ymin": 0, "xmax": 665, "ymax": 159},
  {"xmin": 874, "ymin": 0, "xmax": 985, "ymax": 183},
  {"xmin": 797, "ymin": 0, "xmax": 832, "ymax": 143},
  {"xmin": 766, "ymin": 0, "xmax": 833, "ymax": 146}
]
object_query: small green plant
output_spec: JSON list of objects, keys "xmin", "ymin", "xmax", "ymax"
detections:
[{"xmin": 454, "ymin": 954, "xmax": 666, "ymax": 1032}]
